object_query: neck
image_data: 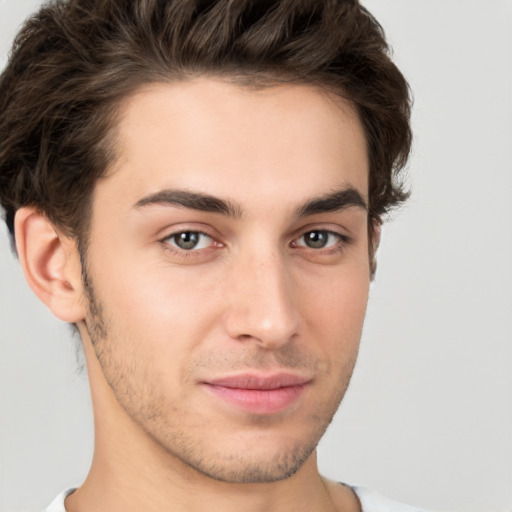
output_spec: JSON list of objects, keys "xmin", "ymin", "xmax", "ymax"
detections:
[{"xmin": 71, "ymin": 444, "xmax": 337, "ymax": 512}]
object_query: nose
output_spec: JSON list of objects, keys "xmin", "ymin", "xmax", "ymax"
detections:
[{"xmin": 223, "ymin": 249, "xmax": 300, "ymax": 349}]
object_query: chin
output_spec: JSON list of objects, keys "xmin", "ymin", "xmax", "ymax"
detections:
[
  {"xmin": 163, "ymin": 426, "xmax": 322, "ymax": 485},
  {"xmin": 185, "ymin": 442, "xmax": 315, "ymax": 484}
]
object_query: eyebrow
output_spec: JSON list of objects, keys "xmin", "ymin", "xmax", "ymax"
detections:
[
  {"xmin": 294, "ymin": 187, "xmax": 367, "ymax": 217},
  {"xmin": 133, "ymin": 186, "xmax": 367, "ymax": 218},
  {"xmin": 134, "ymin": 189, "xmax": 242, "ymax": 218}
]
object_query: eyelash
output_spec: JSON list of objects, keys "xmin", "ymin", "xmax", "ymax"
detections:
[
  {"xmin": 160, "ymin": 230, "xmax": 220, "ymax": 259},
  {"xmin": 159, "ymin": 229, "xmax": 350, "ymax": 258},
  {"xmin": 291, "ymin": 229, "xmax": 350, "ymax": 254}
]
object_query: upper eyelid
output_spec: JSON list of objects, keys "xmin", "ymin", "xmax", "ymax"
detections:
[
  {"xmin": 292, "ymin": 229, "xmax": 347, "ymax": 246},
  {"xmin": 291, "ymin": 225, "xmax": 350, "ymax": 242},
  {"xmin": 158, "ymin": 224, "xmax": 218, "ymax": 241}
]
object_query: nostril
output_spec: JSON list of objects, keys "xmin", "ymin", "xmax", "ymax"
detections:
[{"xmin": 237, "ymin": 333, "xmax": 254, "ymax": 342}]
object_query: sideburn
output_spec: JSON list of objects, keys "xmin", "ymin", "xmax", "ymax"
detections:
[{"xmin": 78, "ymin": 241, "xmax": 109, "ymax": 342}]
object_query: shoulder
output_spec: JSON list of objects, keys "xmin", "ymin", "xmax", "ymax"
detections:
[
  {"xmin": 352, "ymin": 486, "xmax": 432, "ymax": 512},
  {"xmin": 324, "ymin": 479, "xmax": 433, "ymax": 512},
  {"xmin": 46, "ymin": 485, "xmax": 433, "ymax": 512},
  {"xmin": 44, "ymin": 488, "xmax": 76, "ymax": 512}
]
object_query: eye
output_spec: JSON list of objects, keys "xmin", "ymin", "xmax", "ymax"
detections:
[
  {"xmin": 293, "ymin": 230, "xmax": 344, "ymax": 250},
  {"xmin": 164, "ymin": 231, "xmax": 214, "ymax": 251}
]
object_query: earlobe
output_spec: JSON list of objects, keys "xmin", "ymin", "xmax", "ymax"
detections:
[{"xmin": 14, "ymin": 207, "xmax": 86, "ymax": 323}]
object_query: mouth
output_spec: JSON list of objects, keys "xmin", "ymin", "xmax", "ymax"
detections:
[{"xmin": 201, "ymin": 372, "xmax": 311, "ymax": 415}]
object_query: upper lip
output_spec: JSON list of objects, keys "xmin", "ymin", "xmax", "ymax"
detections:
[{"xmin": 204, "ymin": 372, "xmax": 311, "ymax": 390}]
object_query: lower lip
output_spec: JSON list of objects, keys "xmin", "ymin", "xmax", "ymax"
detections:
[{"xmin": 203, "ymin": 383, "xmax": 308, "ymax": 414}]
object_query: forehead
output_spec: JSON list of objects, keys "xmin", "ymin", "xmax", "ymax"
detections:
[{"xmin": 101, "ymin": 78, "xmax": 369, "ymax": 214}]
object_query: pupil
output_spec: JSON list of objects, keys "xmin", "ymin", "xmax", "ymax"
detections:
[
  {"xmin": 306, "ymin": 231, "xmax": 327, "ymax": 249},
  {"xmin": 176, "ymin": 232, "xmax": 199, "ymax": 250}
]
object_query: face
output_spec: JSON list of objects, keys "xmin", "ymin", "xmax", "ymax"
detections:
[{"xmin": 79, "ymin": 78, "xmax": 371, "ymax": 484}]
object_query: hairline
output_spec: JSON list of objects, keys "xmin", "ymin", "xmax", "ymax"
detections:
[{"xmin": 76, "ymin": 72, "xmax": 369, "ymax": 253}]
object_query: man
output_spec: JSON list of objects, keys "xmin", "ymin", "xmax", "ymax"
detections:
[{"xmin": 0, "ymin": 1, "xmax": 426, "ymax": 510}]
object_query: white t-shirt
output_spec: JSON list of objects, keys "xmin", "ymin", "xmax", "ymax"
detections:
[{"xmin": 45, "ymin": 486, "xmax": 430, "ymax": 511}]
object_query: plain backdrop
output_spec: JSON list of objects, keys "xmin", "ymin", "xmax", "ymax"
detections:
[{"xmin": 1, "ymin": 1, "xmax": 511, "ymax": 511}]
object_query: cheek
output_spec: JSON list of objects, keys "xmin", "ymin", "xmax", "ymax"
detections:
[
  {"xmin": 88, "ymin": 260, "xmax": 223, "ymax": 404},
  {"xmin": 93, "ymin": 253, "xmax": 224, "ymax": 352},
  {"xmin": 298, "ymin": 264, "xmax": 370, "ymax": 346}
]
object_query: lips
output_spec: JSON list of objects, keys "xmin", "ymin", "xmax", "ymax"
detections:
[{"xmin": 202, "ymin": 373, "xmax": 310, "ymax": 414}]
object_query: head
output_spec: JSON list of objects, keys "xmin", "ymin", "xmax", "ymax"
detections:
[{"xmin": 0, "ymin": 0, "xmax": 411, "ymax": 486}]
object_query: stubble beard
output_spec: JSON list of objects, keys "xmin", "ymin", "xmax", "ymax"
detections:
[{"xmin": 79, "ymin": 255, "xmax": 358, "ymax": 484}]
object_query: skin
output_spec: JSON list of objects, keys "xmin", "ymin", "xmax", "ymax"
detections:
[{"xmin": 17, "ymin": 78, "xmax": 372, "ymax": 511}]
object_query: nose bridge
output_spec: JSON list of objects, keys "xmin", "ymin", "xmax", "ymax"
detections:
[{"xmin": 225, "ymin": 242, "xmax": 299, "ymax": 347}]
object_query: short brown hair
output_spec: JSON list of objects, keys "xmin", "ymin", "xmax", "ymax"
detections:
[{"xmin": 0, "ymin": 0, "xmax": 411, "ymax": 250}]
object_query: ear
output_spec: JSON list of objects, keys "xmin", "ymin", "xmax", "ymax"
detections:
[
  {"xmin": 369, "ymin": 219, "xmax": 382, "ymax": 279},
  {"xmin": 14, "ymin": 207, "xmax": 86, "ymax": 323},
  {"xmin": 371, "ymin": 219, "xmax": 382, "ymax": 251}
]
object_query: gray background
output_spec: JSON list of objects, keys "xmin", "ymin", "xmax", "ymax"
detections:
[{"xmin": 1, "ymin": 1, "xmax": 511, "ymax": 511}]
